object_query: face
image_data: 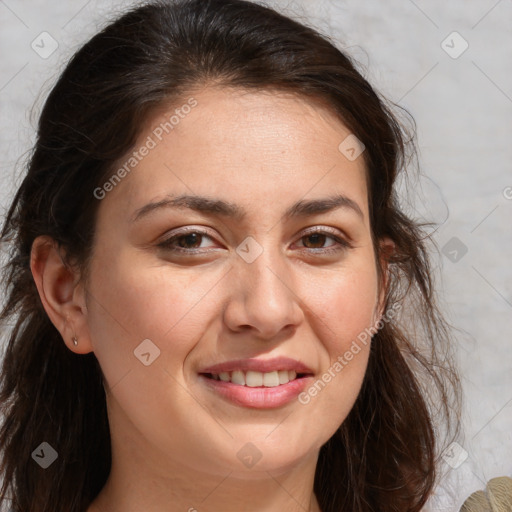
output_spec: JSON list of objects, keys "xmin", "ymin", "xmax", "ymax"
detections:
[{"xmin": 82, "ymin": 87, "xmax": 385, "ymax": 478}]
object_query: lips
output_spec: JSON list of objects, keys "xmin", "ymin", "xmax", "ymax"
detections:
[
  {"xmin": 199, "ymin": 356, "xmax": 314, "ymax": 375},
  {"xmin": 197, "ymin": 356, "xmax": 315, "ymax": 408},
  {"xmin": 198, "ymin": 372, "xmax": 314, "ymax": 409}
]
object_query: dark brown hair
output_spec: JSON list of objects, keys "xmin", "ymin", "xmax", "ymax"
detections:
[{"xmin": 0, "ymin": 0, "xmax": 461, "ymax": 510}]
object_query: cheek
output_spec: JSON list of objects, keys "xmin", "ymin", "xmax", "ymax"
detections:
[
  {"xmin": 299, "ymin": 254, "xmax": 379, "ymax": 351},
  {"xmin": 84, "ymin": 247, "xmax": 227, "ymax": 385},
  {"xmin": 294, "ymin": 254, "xmax": 378, "ymax": 428}
]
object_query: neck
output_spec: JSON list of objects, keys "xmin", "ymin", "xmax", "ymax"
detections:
[{"xmin": 89, "ymin": 454, "xmax": 322, "ymax": 512}]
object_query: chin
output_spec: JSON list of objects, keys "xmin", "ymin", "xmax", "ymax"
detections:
[{"xmin": 227, "ymin": 439, "xmax": 317, "ymax": 478}]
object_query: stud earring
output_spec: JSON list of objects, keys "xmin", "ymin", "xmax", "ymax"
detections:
[{"xmin": 72, "ymin": 336, "xmax": 78, "ymax": 346}]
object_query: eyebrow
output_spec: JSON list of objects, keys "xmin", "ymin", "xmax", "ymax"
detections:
[{"xmin": 132, "ymin": 193, "xmax": 364, "ymax": 223}]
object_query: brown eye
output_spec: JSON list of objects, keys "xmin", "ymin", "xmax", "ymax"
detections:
[
  {"xmin": 295, "ymin": 228, "xmax": 352, "ymax": 255},
  {"xmin": 157, "ymin": 229, "xmax": 217, "ymax": 253},
  {"xmin": 174, "ymin": 233, "xmax": 203, "ymax": 249},
  {"xmin": 302, "ymin": 233, "xmax": 329, "ymax": 249}
]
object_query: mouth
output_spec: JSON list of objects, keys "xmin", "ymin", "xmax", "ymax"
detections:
[
  {"xmin": 197, "ymin": 356, "xmax": 315, "ymax": 408},
  {"xmin": 197, "ymin": 368, "xmax": 315, "ymax": 409},
  {"xmin": 200, "ymin": 369, "xmax": 312, "ymax": 387}
]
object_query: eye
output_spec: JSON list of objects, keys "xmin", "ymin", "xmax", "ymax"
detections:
[
  {"xmin": 294, "ymin": 227, "xmax": 352, "ymax": 254},
  {"xmin": 157, "ymin": 228, "xmax": 219, "ymax": 253},
  {"xmin": 156, "ymin": 226, "xmax": 352, "ymax": 256}
]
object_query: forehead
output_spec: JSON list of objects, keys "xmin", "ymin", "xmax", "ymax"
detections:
[{"xmin": 98, "ymin": 86, "xmax": 369, "ymax": 225}]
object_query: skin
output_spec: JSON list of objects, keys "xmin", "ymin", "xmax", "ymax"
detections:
[{"xmin": 31, "ymin": 86, "xmax": 391, "ymax": 512}]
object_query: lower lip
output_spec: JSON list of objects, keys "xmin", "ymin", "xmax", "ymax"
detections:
[{"xmin": 198, "ymin": 374, "xmax": 313, "ymax": 409}]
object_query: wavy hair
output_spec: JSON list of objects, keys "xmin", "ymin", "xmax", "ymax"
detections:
[{"xmin": 0, "ymin": 0, "xmax": 461, "ymax": 510}]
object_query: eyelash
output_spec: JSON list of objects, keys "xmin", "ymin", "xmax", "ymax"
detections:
[{"xmin": 157, "ymin": 227, "xmax": 352, "ymax": 255}]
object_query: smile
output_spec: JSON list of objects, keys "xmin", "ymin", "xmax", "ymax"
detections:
[
  {"xmin": 198, "ymin": 371, "xmax": 314, "ymax": 409},
  {"xmin": 202, "ymin": 369, "xmax": 305, "ymax": 387}
]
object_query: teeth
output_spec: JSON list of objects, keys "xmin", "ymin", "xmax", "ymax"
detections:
[
  {"xmin": 209, "ymin": 369, "xmax": 301, "ymax": 387},
  {"xmin": 231, "ymin": 370, "xmax": 245, "ymax": 386},
  {"xmin": 263, "ymin": 371, "xmax": 280, "ymax": 387},
  {"xmin": 246, "ymin": 371, "xmax": 263, "ymax": 387},
  {"xmin": 278, "ymin": 370, "xmax": 289, "ymax": 384}
]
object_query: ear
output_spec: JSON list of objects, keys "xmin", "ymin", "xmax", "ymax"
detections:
[
  {"xmin": 373, "ymin": 236, "xmax": 395, "ymax": 326},
  {"xmin": 30, "ymin": 235, "xmax": 94, "ymax": 354}
]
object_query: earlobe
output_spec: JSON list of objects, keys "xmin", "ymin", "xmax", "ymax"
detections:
[
  {"xmin": 30, "ymin": 236, "xmax": 93, "ymax": 354},
  {"xmin": 374, "ymin": 236, "xmax": 395, "ymax": 326}
]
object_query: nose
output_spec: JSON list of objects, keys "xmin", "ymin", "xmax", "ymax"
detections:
[{"xmin": 222, "ymin": 242, "xmax": 304, "ymax": 340}]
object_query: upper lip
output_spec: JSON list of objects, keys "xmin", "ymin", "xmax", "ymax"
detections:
[{"xmin": 199, "ymin": 356, "xmax": 314, "ymax": 375}]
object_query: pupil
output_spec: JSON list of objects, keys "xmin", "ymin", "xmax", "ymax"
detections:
[
  {"xmin": 179, "ymin": 233, "xmax": 201, "ymax": 248},
  {"xmin": 305, "ymin": 234, "xmax": 325, "ymax": 248}
]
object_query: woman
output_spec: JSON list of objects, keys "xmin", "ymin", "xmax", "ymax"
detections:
[{"xmin": 0, "ymin": 0, "xmax": 461, "ymax": 510}]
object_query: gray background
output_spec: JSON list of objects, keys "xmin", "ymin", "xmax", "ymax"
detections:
[{"xmin": 1, "ymin": 0, "xmax": 511, "ymax": 510}]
